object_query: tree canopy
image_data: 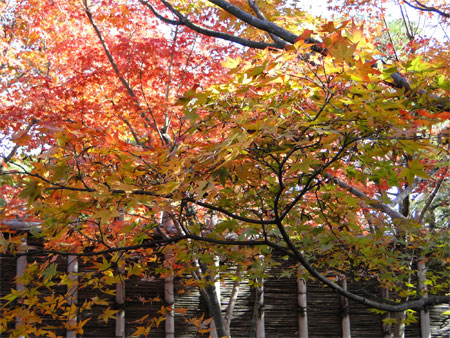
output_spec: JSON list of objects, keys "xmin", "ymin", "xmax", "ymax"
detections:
[{"xmin": 0, "ymin": 0, "xmax": 449, "ymax": 337}]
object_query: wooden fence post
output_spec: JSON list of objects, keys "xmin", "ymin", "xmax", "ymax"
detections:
[
  {"xmin": 297, "ymin": 268, "xmax": 308, "ymax": 338},
  {"xmin": 164, "ymin": 274, "xmax": 175, "ymax": 338},
  {"xmin": 255, "ymin": 277, "xmax": 265, "ymax": 338},
  {"xmin": 16, "ymin": 235, "xmax": 27, "ymax": 338},
  {"xmin": 115, "ymin": 267, "xmax": 125, "ymax": 338},
  {"xmin": 380, "ymin": 288, "xmax": 393, "ymax": 338},
  {"xmin": 209, "ymin": 255, "xmax": 221, "ymax": 338},
  {"xmin": 418, "ymin": 260, "xmax": 430, "ymax": 338},
  {"xmin": 161, "ymin": 211, "xmax": 175, "ymax": 338},
  {"xmin": 67, "ymin": 255, "xmax": 78, "ymax": 338},
  {"xmin": 115, "ymin": 210, "xmax": 126, "ymax": 338},
  {"xmin": 338, "ymin": 275, "xmax": 351, "ymax": 338}
]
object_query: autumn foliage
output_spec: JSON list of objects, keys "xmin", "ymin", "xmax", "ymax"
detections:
[{"xmin": 0, "ymin": 0, "xmax": 449, "ymax": 337}]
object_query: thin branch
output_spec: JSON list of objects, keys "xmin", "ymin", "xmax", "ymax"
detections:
[
  {"xmin": 184, "ymin": 198, "xmax": 277, "ymax": 225},
  {"xmin": 5, "ymin": 212, "xmax": 449, "ymax": 312},
  {"xmin": 83, "ymin": 0, "xmax": 166, "ymax": 145},
  {"xmin": 163, "ymin": 25, "xmax": 179, "ymax": 137},
  {"xmin": 403, "ymin": 0, "xmax": 450, "ymax": 18},
  {"xmin": 418, "ymin": 174, "xmax": 446, "ymax": 223},
  {"xmin": 280, "ymin": 138, "xmax": 353, "ymax": 220},
  {"xmin": 0, "ymin": 121, "xmax": 37, "ymax": 174},
  {"xmin": 273, "ymin": 215, "xmax": 450, "ymax": 312},
  {"xmin": 9, "ymin": 164, "xmax": 274, "ymax": 226},
  {"xmin": 10, "ymin": 234, "xmax": 268, "ymax": 257},
  {"xmin": 136, "ymin": 0, "xmax": 181, "ymax": 25},
  {"xmin": 324, "ymin": 173, "xmax": 407, "ymax": 220},
  {"xmin": 83, "ymin": 1, "xmax": 137, "ymax": 99},
  {"xmin": 382, "ymin": 17, "xmax": 399, "ymax": 61}
]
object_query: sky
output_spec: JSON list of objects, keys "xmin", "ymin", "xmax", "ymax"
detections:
[{"xmin": 296, "ymin": 0, "xmax": 448, "ymax": 42}]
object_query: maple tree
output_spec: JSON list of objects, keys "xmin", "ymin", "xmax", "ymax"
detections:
[{"xmin": 0, "ymin": 0, "xmax": 449, "ymax": 337}]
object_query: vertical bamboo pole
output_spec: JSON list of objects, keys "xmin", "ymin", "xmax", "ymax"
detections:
[
  {"xmin": 255, "ymin": 277, "xmax": 265, "ymax": 338},
  {"xmin": 393, "ymin": 311, "xmax": 405, "ymax": 338},
  {"xmin": 161, "ymin": 211, "xmax": 175, "ymax": 338},
  {"xmin": 297, "ymin": 268, "xmax": 308, "ymax": 338},
  {"xmin": 16, "ymin": 237, "xmax": 27, "ymax": 292},
  {"xmin": 164, "ymin": 274, "xmax": 175, "ymax": 338},
  {"xmin": 418, "ymin": 260, "xmax": 430, "ymax": 338},
  {"xmin": 338, "ymin": 275, "xmax": 351, "ymax": 338},
  {"xmin": 115, "ymin": 268, "xmax": 125, "ymax": 338},
  {"xmin": 115, "ymin": 210, "xmax": 126, "ymax": 338},
  {"xmin": 67, "ymin": 255, "xmax": 78, "ymax": 338},
  {"xmin": 16, "ymin": 235, "xmax": 27, "ymax": 338},
  {"xmin": 380, "ymin": 288, "xmax": 393, "ymax": 338},
  {"xmin": 209, "ymin": 256, "xmax": 221, "ymax": 338}
]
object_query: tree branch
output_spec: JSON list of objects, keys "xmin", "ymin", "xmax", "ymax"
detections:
[
  {"xmin": 418, "ymin": 174, "xmax": 446, "ymax": 223},
  {"xmin": 6, "ymin": 233, "xmax": 268, "ymax": 257},
  {"xmin": 272, "ymin": 216, "xmax": 449, "ymax": 312},
  {"xmin": 0, "ymin": 121, "xmax": 37, "ymax": 174},
  {"xmin": 207, "ymin": 0, "xmax": 297, "ymax": 43},
  {"xmin": 139, "ymin": 0, "xmax": 278, "ymax": 49},
  {"xmin": 247, "ymin": 0, "xmax": 285, "ymax": 46},
  {"xmin": 403, "ymin": 0, "xmax": 450, "ymax": 18},
  {"xmin": 83, "ymin": 0, "xmax": 167, "ymax": 145},
  {"xmin": 324, "ymin": 173, "xmax": 407, "ymax": 220},
  {"xmin": 145, "ymin": 1, "xmax": 449, "ymax": 110}
]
